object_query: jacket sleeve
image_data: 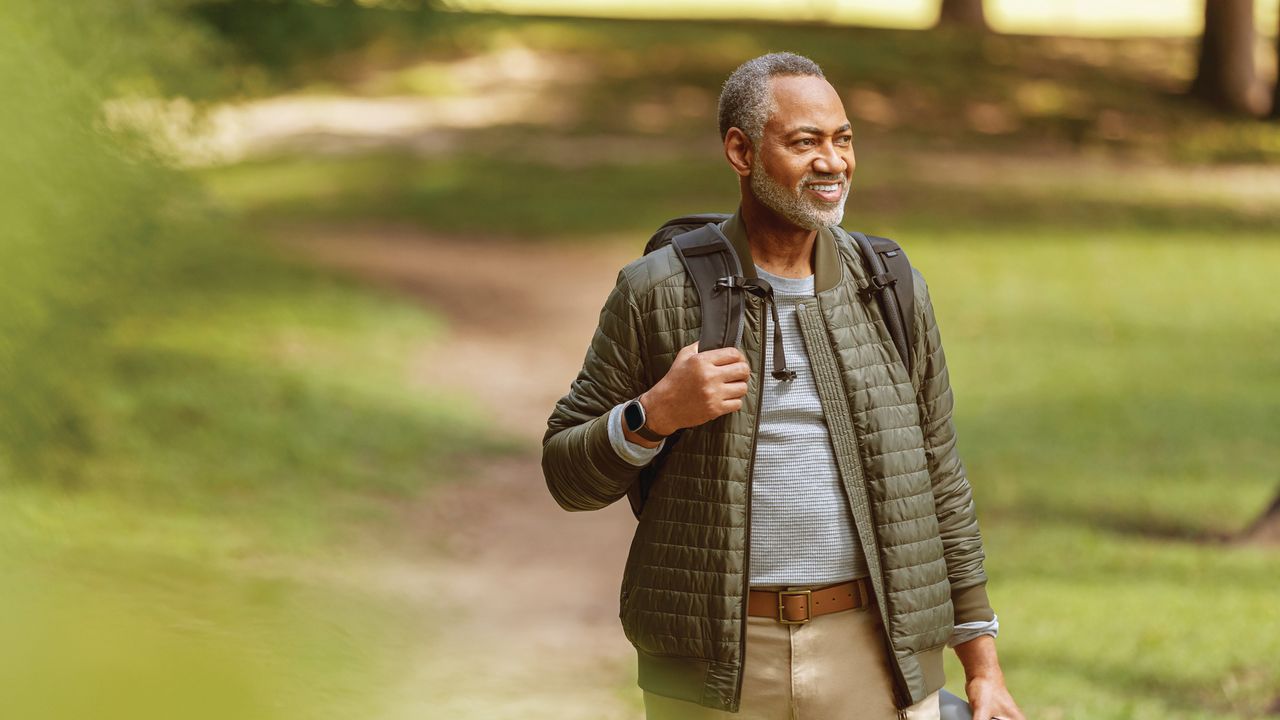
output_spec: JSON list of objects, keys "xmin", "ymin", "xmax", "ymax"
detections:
[
  {"xmin": 911, "ymin": 269, "xmax": 995, "ymax": 625},
  {"xmin": 542, "ymin": 269, "xmax": 648, "ymax": 511}
]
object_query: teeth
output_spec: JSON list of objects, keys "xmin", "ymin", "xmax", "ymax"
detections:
[{"xmin": 809, "ymin": 184, "xmax": 839, "ymax": 192}]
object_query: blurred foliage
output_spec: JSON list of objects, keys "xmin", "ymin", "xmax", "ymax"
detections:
[
  {"xmin": 182, "ymin": 0, "xmax": 444, "ymax": 93},
  {"xmin": 0, "ymin": 0, "xmax": 493, "ymax": 489},
  {"xmin": 267, "ymin": 14, "xmax": 1278, "ymax": 163},
  {"xmin": 0, "ymin": 6, "xmax": 493, "ymax": 717},
  {"xmin": 0, "ymin": 532, "xmax": 422, "ymax": 720},
  {"xmin": 0, "ymin": 2, "xmax": 223, "ymax": 479}
]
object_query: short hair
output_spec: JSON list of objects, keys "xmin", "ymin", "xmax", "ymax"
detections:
[{"xmin": 717, "ymin": 52, "xmax": 825, "ymax": 144}]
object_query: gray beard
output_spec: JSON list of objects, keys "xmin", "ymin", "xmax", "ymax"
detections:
[{"xmin": 749, "ymin": 154, "xmax": 849, "ymax": 231}]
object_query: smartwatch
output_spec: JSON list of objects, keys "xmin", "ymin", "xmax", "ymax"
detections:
[{"xmin": 623, "ymin": 398, "xmax": 667, "ymax": 442}]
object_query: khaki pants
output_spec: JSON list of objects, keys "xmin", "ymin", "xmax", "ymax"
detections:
[{"xmin": 643, "ymin": 604, "xmax": 940, "ymax": 720}]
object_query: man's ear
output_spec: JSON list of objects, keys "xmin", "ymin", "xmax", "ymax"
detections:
[{"xmin": 724, "ymin": 127, "xmax": 753, "ymax": 178}]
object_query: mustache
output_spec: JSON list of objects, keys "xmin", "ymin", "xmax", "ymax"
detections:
[{"xmin": 801, "ymin": 174, "xmax": 844, "ymax": 184}]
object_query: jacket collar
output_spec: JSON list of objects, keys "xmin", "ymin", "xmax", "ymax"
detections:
[{"xmin": 720, "ymin": 207, "xmax": 841, "ymax": 294}]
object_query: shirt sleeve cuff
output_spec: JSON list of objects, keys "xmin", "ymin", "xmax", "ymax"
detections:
[
  {"xmin": 607, "ymin": 402, "xmax": 665, "ymax": 467},
  {"xmin": 949, "ymin": 614, "xmax": 999, "ymax": 647}
]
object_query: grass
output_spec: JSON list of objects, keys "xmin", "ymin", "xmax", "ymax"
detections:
[
  {"xmin": 0, "ymin": 224, "xmax": 503, "ymax": 720},
  {"xmin": 918, "ymin": 230, "xmax": 1280, "ymax": 717},
  {"xmin": 3, "ymin": 232, "xmax": 499, "ymax": 552}
]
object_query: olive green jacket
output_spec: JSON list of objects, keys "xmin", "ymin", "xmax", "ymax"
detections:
[{"xmin": 542, "ymin": 209, "xmax": 993, "ymax": 712}]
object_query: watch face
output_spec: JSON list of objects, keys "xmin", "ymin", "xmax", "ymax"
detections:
[{"xmin": 623, "ymin": 400, "xmax": 645, "ymax": 433}]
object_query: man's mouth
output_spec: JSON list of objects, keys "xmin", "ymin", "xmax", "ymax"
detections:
[{"xmin": 804, "ymin": 181, "xmax": 844, "ymax": 203}]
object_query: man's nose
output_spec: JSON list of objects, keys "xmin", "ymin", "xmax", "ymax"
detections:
[{"xmin": 813, "ymin": 141, "xmax": 849, "ymax": 175}]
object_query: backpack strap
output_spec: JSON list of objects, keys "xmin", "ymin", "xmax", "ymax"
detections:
[
  {"xmin": 670, "ymin": 223, "xmax": 744, "ymax": 352},
  {"xmin": 627, "ymin": 222, "xmax": 744, "ymax": 519},
  {"xmin": 846, "ymin": 231, "xmax": 916, "ymax": 378},
  {"xmin": 644, "ymin": 213, "xmax": 733, "ymax": 255}
]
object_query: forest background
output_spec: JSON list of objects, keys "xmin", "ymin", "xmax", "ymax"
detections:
[{"xmin": 1, "ymin": 1, "xmax": 1278, "ymax": 718}]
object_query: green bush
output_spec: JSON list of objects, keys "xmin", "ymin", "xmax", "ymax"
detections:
[{"xmin": 0, "ymin": 3, "xmax": 221, "ymax": 479}]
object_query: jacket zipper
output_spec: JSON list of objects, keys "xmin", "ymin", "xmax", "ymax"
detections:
[
  {"xmin": 800, "ymin": 301, "xmax": 914, "ymax": 714},
  {"xmin": 732, "ymin": 296, "xmax": 768, "ymax": 711}
]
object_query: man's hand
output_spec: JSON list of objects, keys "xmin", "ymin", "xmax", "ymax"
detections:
[
  {"xmin": 626, "ymin": 342, "xmax": 750, "ymax": 447},
  {"xmin": 953, "ymin": 635, "xmax": 1024, "ymax": 720}
]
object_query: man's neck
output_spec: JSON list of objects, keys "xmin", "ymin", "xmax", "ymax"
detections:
[{"xmin": 740, "ymin": 195, "xmax": 817, "ymax": 279}]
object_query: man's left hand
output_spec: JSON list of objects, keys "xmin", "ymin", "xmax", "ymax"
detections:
[
  {"xmin": 953, "ymin": 635, "xmax": 1024, "ymax": 720},
  {"xmin": 964, "ymin": 674, "xmax": 1024, "ymax": 720}
]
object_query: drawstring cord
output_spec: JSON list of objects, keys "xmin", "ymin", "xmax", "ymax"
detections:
[{"xmin": 715, "ymin": 275, "xmax": 796, "ymax": 381}]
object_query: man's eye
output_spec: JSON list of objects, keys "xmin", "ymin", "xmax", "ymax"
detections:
[
  {"xmin": 796, "ymin": 138, "xmax": 816, "ymax": 147},
  {"xmin": 836, "ymin": 135, "xmax": 853, "ymax": 145}
]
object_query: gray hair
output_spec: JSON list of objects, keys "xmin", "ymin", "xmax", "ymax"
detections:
[{"xmin": 717, "ymin": 52, "xmax": 825, "ymax": 145}]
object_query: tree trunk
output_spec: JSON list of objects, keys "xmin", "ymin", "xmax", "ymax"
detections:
[
  {"xmin": 1191, "ymin": 0, "xmax": 1260, "ymax": 115},
  {"xmin": 1242, "ymin": 485, "xmax": 1280, "ymax": 544},
  {"xmin": 936, "ymin": 0, "xmax": 987, "ymax": 30},
  {"xmin": 1270, "ymin": 9, "xmax": 1280, "ymax": 118}
]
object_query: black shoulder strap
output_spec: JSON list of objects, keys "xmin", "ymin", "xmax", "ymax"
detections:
[
  {"xmin": 670, "ymin": 223, "xmax": 743, "ymax": 352},
  {"xmin": 627, "ymin": 222, "xmax": 743, "ymax": 519},
  {"xmin": 847, "ymin": 231, "xmax": 916, "ymax": 377}
]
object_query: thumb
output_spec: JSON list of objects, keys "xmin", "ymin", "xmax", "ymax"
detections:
[{"xmin": 677, "ymin": 341, "xmax": 700, "ymax": 358}]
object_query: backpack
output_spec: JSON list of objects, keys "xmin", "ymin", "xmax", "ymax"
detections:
[{"xmin": 625, "ymin": 213, "xmax": 917, "ymax": 519}]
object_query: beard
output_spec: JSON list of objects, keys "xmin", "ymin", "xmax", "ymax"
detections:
[{"xmin": 749, "ymin": 153, "xmax": 849, "ymax": 231}]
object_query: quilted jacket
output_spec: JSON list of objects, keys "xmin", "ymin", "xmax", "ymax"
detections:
[{"xmin": 542, "ymin": 209, "xmax": 993, "ymax": 712}]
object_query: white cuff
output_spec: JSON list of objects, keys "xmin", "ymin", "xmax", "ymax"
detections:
[
  {"xmin": 607, "ymin": 402, "xmax": 665, "ymax": 467},
  {"xmin": 949, "ymin": 614, "xmax": 999, "ymax": 647}
]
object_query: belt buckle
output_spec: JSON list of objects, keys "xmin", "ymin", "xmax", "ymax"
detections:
[{"xmin": 777, "ymin": 589, "xmax": 811, "ymax": 625}]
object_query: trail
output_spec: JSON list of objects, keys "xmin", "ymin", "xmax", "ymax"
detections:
[{"xmin": 280, "ymin": 224, "xmax": 647, "ymax": 719}]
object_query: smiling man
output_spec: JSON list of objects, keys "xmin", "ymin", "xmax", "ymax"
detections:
[{"xmin": 543, "ymin": 53, "xmax": 1023, "ymax": 720}]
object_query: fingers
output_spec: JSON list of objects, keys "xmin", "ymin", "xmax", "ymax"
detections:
[
  {"xmin": 700, "ymin": 346, "xmax": 747, "ymax": 365},
  {"xmin": 719, "ymin": 397, "xmax": 744, "ymax": 413},
  {"xmin": 708, "ymin": 359, "xmax": 749, "ymax": 382},
  {"xmin": 721, "ymin": 380, "xmax": 748, "ymax": 399}
]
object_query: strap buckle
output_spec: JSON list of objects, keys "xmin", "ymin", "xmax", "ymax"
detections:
[
  {"xmin": 715, "ymin": 275, "xmax": 748, "ymax": 291},
  {"xmin": 777, "ymin": 589, "xmax": 812, "ymax": 625},
  {"xmin": 868, "ymin": 272, "xmax": 897, "ymax": 291}
]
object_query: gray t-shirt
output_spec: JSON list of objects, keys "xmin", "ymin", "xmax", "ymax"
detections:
[{"xmin": 746, "ymin": 265, "xmax": 868, "ymax": 585}]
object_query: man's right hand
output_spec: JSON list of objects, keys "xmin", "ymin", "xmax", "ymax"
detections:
[{"xmin": 633, "ymin": 341, "xmax": 750, "ymax": 443}]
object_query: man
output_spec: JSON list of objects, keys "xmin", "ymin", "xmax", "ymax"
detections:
[{"xmin": 543, "ymin": 52, "xmax": 1023, "ymax": 720}]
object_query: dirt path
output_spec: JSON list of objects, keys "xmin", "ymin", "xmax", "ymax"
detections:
[{"xmin": 281, "ymin": 224, "xmax": 647, "ymax": 719}]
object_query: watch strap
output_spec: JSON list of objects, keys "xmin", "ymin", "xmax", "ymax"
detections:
[{"xmin": 634, "ymin": 422, "xmax": 667, "ymax": 443}]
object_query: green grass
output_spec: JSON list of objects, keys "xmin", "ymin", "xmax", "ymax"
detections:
[
  {"xmin": 0, "ymin": 533, "xmax": 429, "ymax": 720},
  {"xmin": 3, "ymin": 233, "xmax": 500, "ymax": 553},
  {"xmin": 0, "ymin": 230, "xmax": 502, "ymax": 720},
  {"xmin": 916, "ymin": 231, "xmax": 1280, "ymax": 717}
]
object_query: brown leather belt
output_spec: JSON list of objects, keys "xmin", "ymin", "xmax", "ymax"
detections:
[{"xmin": 747, "ymin": 578, "xmax": 871, "ymax": 625}]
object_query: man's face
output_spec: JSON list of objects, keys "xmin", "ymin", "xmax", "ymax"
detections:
[{"xmin": 748, "ymin": 75, "xmax": 855, "ymax": 231}]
